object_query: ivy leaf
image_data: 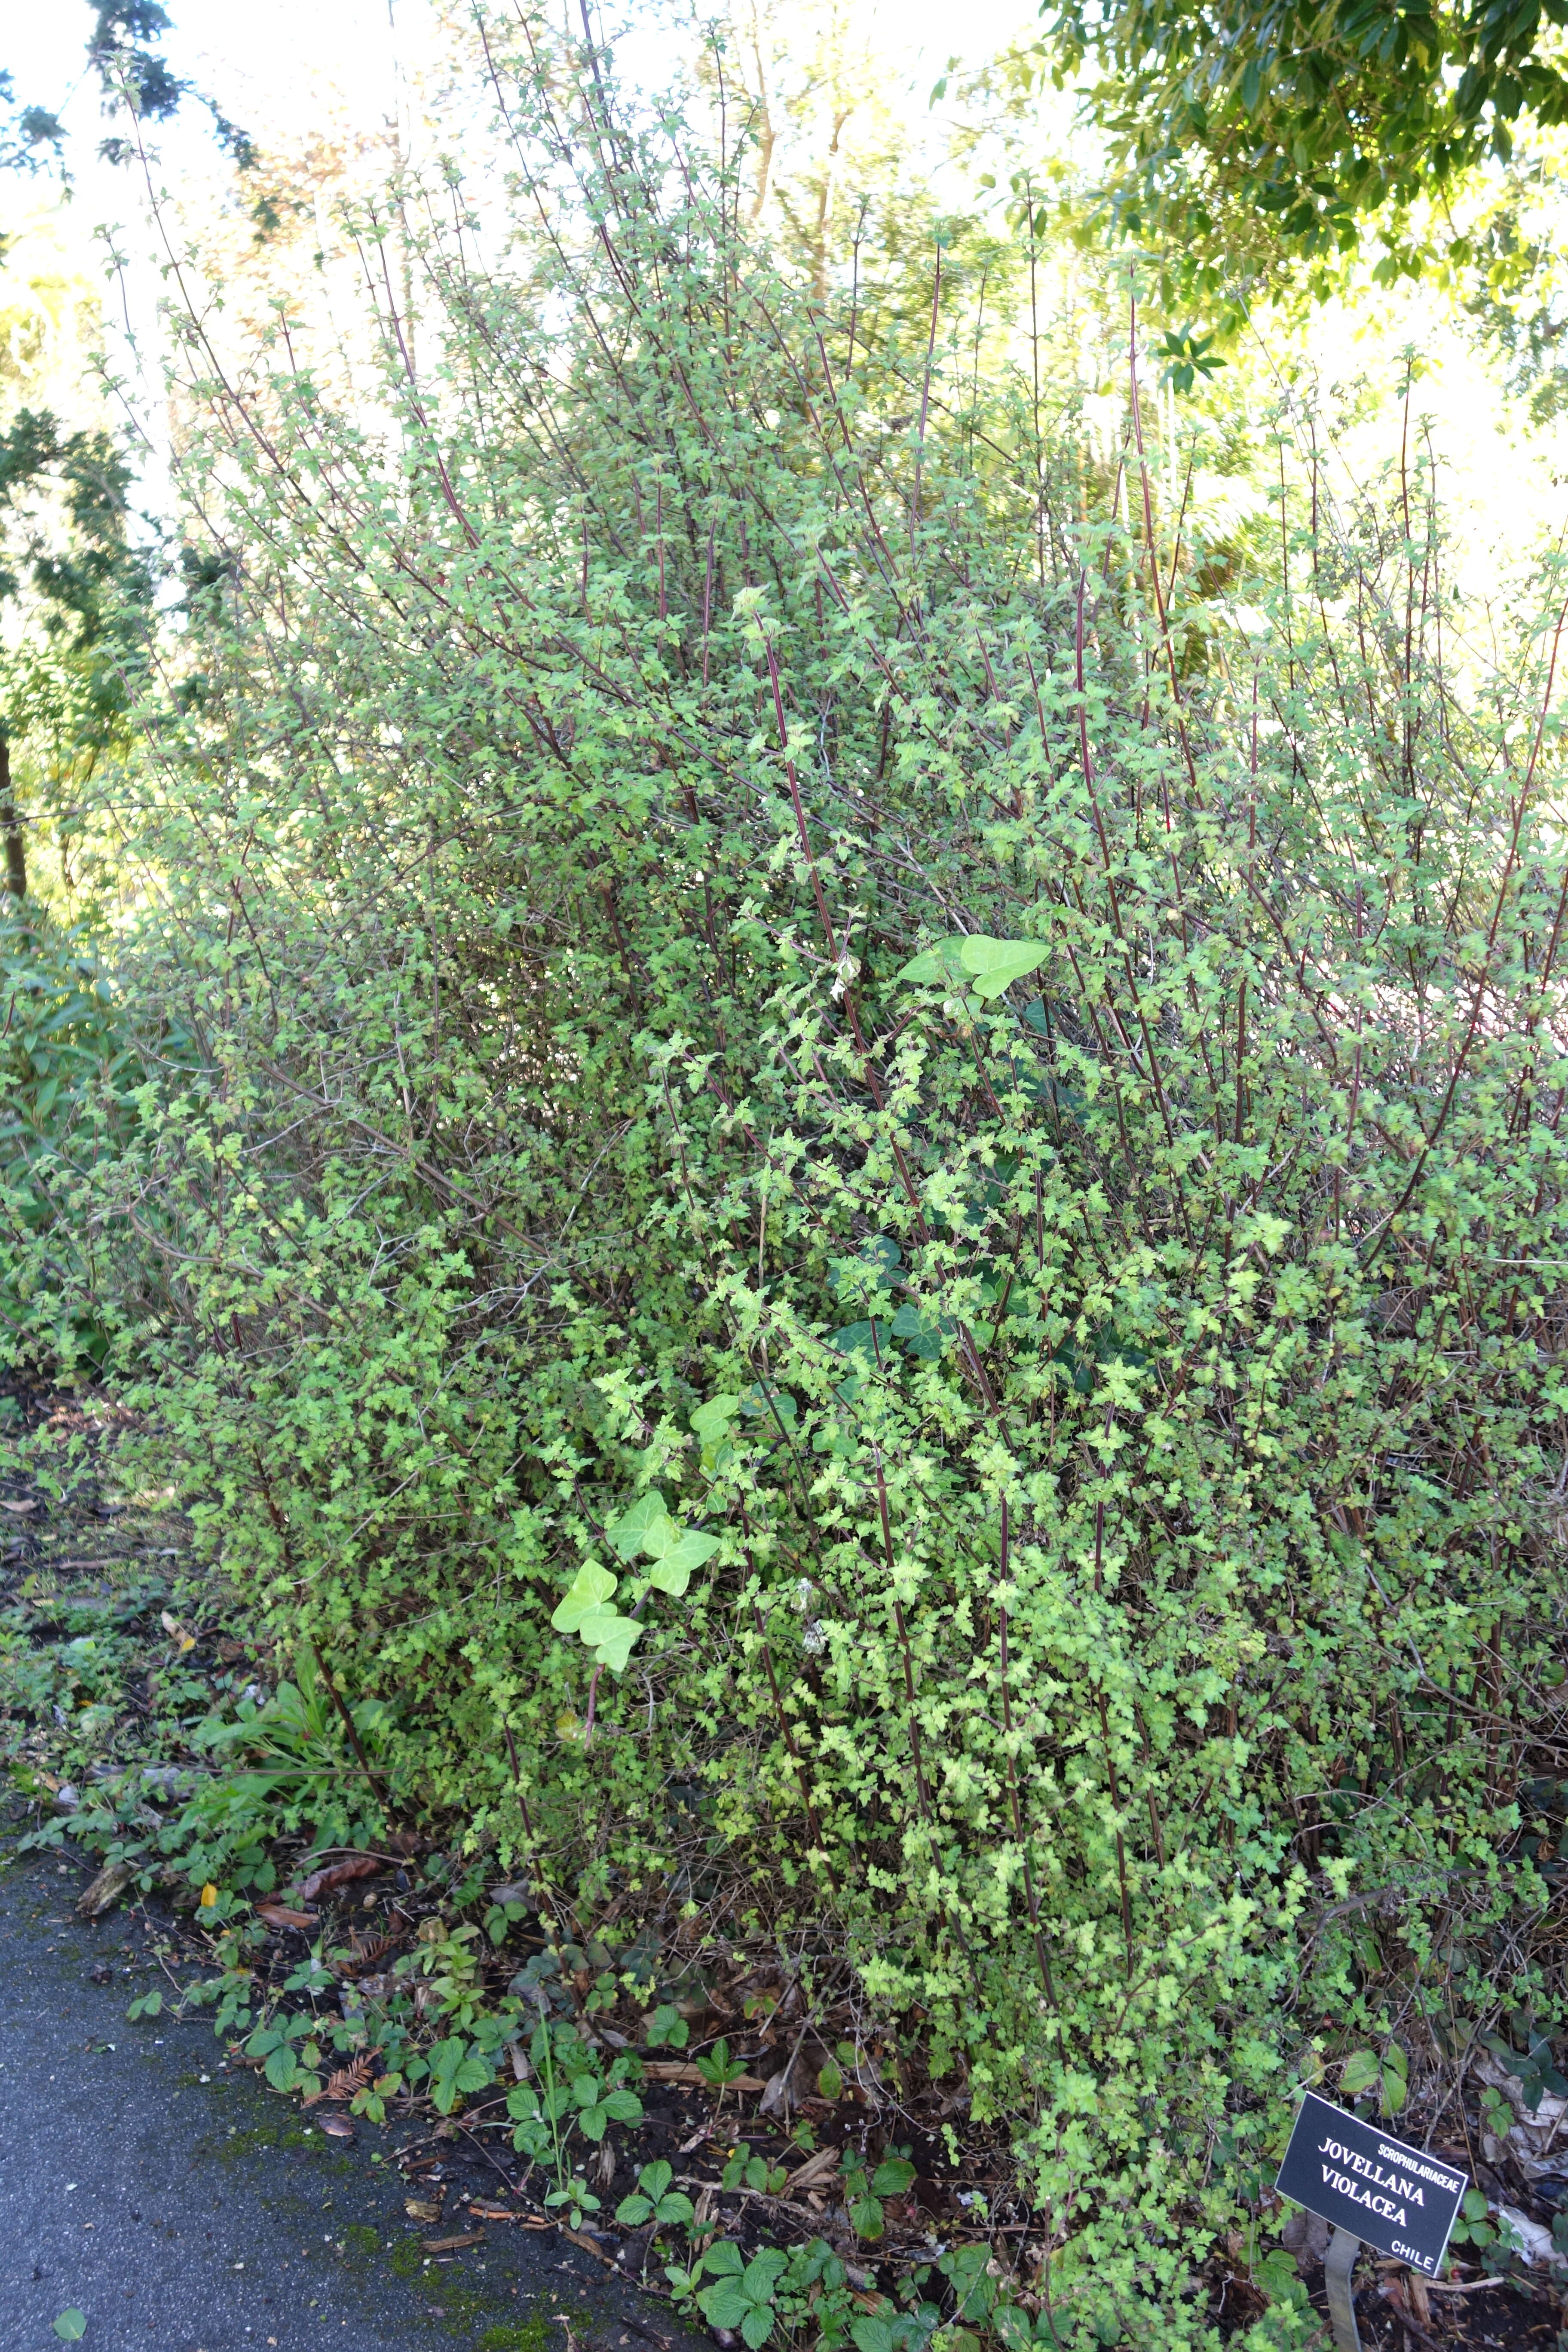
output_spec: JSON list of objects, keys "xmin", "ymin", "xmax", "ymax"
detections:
[
  {"xmin": 690, "ymin": 1394, "xmax": 741, "ymax": 1445},
  {"xmin": 579, "ymin": 1610, "xmax": 643, "ymax": 1672},
  {"xmin": 898, "ymin": 935, "xmax": 1046, "ymax": 999},
  {"xmin": 827, "ymin": 1319, "xmax": 892, "ymax": 1371},
  {"xmin": 642, "ymin": 1521, "xmax": 720, "ymax": 1595},
  {"xmin": 891, "ymin": 1301, "xmax": 951, "ymax": 1358},
  {"xmin": 958, "ymin": 936, "xmax": 1048, "ymax": 998},
  {"xmin": 606, "ymin": 1495, "xmax": 668, "ymax": 1561},
  {"xmin": 551, "ymin": 1561, "xmax": 618, "ymax": 1632},
  {"xmin": 897, "ymin": 937, "xmax": 971, "ymax": 987}
]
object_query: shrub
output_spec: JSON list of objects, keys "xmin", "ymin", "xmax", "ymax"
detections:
[{"xmin": 6, "ymin": 17, "xmax": 1568, "ymax": 2340}]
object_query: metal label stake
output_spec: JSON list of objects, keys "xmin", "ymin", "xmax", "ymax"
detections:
[{"xmin": 1323, "ymin": 2225, "xmax": 1362, "ymax": 2352}]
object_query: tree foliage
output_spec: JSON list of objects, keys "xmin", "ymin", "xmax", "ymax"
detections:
[
  {"xmin": 0, "ymin": 410, "xmax": 147, "ymax": 897},
  {"xmin": 1035, "ymin": 0, "xmax": 1568, "ymax": 288}
]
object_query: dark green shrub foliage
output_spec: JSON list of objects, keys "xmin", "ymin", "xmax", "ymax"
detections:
[{"xmin": 9, "ymin": 16, "xmax": 1568, "ymax": 2338}]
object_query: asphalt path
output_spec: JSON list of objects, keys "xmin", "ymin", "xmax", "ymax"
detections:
[{"xmin": 0, "ymin": 1848, "xmax": 692, "ymax": 2352}]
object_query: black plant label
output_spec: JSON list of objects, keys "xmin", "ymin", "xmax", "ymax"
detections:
[{"xmin": 1274, "ymin": 2092, "xmax": 1467, "ymax": 2274}]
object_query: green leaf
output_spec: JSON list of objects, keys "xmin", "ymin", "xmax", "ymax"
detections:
[
  {"xmin": 607, "ymin": 1496, "xmax": 668, "ymax": 1561},
  {"xmin": 690, "ymin": 1395, "xmax": 741, "ymax": 1445},
  {"xmin": 703, "ymin": 2240, "xmax": 745, "ymax": 2276},
  {"xmin": 897, "ymin": 938, "xmax": 970, "ymax": 987},
  {"xmin": 265, "ymin": 2045, "xmax": 301, "ymax": 2093},
  {"xmin": 849, "ymin": 2192, "xmax": 885, "ymax": 2241},
  {"xmin": 743, "ymin": 2251, "xmax": 788, "ymax": 2295},
  {"xmin": 551, "ymin": 1561, "xmax": 618, "ymax": 1632},
  {"xmin": 637, "ymin": 2159, "xmax": 674, "ymax": 2200},
  {"xmin": 739, "ymin": 2306, "xmax": 775, "ymax": 2349},
  {"xmin": 696, "ymin": 2036, "xmax": 745, "ymax": 2086},
  {"xmin": 698, "ymin": 2285, "xmax": 752, "ymax": 2331},
  {"xmin": 581, "ymin": 1611, "xmax": 643, "ymax": 1672},
  {"xmin": 852, "ymin": 2320, "xmax": 899, "ymax": 2352},
  {"xmin": 898, "ymin": 935, "xmax": 1046, "ymax": 999},
  {"xmin": 616, "ymin": 2192, "xmax": 655, "ymax": 2224},
  {"xmin": 959, "ymin": 935, "xmax": 1048, "ymax": 997},
  {"xmin": 871, "ymin": 2156, "xmax": 916, "ymax": 2197},
  {"xmin": 1339, "ymin": 2049, "xmax": 1381, "ymax": 2096},
  {"xmin": 826, "ymin": 1320, "xmax": 892, "ymax": 1370},
  {"xmin": 53, "ymin": 2314, "xmax": 88, "ymax": 2342},
  {"xmin": 643, "ymin": 1526, "xmax": 720, "ymax": 1594}
]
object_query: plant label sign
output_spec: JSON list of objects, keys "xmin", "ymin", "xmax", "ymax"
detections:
[{"xmin": 1274, "ymin": 2091, "xmax": 1467, "ymax": 2274}]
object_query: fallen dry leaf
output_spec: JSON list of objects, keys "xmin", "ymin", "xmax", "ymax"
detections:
[
  {"xmin": 420, "ymin": 2232, "xmax": 484, "ymax": 2254},
  {"xmin": 322, "ymin": 2055, "xmax": 373, "ymax": 2103},
  {"xmin": 295, "ymin": 1856, "xmax": 382, "ymax": 1903},
  {"xmin": 785, "ymin": 2144, "xmax": 842, "ymax": 2192},
  {"xmin": 557, "ymin": 2225, "xmax": 616, "ymax": 2266},
  {"xmin": 317, "ymin": 2114, "xmax": 355, "ymax": 2140},
  {"xmin": 76, "ymin": 1859, "xmax": 135, "ymax": 1920},
  {"xmin": 640, "ymin": 2061, "xmax": 768, "ymax": 2092},
  {"xmin": 0, "ymin": 1497, "xmax": 37, "ymax": 1514},
  {"xmin": 405, "ymin": 2199, "xmax": 442, "ymax": 2223},
  {"xmin": 256, "ymin": 1903, "xmax": 317, "ymax": 1931}
]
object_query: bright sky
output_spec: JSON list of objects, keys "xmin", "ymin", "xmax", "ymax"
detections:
[
  {"xmin": 8, "ymin": 0, "xmax": 1036, "ymax": 176},
  {"xmin": 3, "ymin": 0, "xmax": 1040, "ymax": 443}
]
